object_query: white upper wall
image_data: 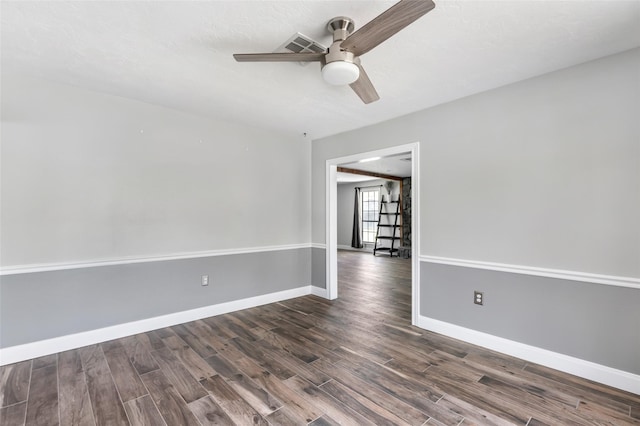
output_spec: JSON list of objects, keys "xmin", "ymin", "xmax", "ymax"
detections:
[
  {"xmin": 1, "ymin": 73, "xmax": 311, "ymax": 267},
  {"xmin": 312, "ymin": 48, "xmax": 640, "ymax": 278}
]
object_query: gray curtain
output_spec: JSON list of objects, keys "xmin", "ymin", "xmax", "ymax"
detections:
[{"xmin": 351, "ymin": 188, "xmax": 363, "ymax": 248}]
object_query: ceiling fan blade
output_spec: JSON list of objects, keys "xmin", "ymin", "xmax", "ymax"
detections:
[
  {"xmin": 349, "ymin": 63, "xmax": 380, "ymax": 104},
  {"xmin": 340, "ymin": 0, "xmax": 435, "ymax": 57},
  {"xmin": 233, "ymin": 52, "xmax": 325, "ymax": 62}
]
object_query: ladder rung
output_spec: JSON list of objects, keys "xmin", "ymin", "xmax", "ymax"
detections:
[
  {"xmin": 378, "ymin": 224, "xmax": 402, "ymax": 227},
  {"xmin": 375, "ymin": 248, "xmax": 398, "ymax": 252},
  {"xmin": 376, "ymin": 236, "xmax": 399, "ymax": 240}
]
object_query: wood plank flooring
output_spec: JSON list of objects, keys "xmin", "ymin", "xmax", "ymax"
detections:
[{"xmin": 1, "ymin": 250, "xmax": 638, "ymax": 425}]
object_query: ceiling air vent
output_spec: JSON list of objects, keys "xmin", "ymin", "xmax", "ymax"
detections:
[{"xmin": 276, "ymin": 33, "xmax": 326, "ymax": 66}]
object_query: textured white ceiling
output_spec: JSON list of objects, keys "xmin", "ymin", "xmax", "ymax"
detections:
[
  {"xmin": 337, "ymin": 173, "xmax": 380, "ymax": 183},
  {"xmin": 2, "ymin": 1, "xmax": 639, "ymax": 139},
  {"xmin": 341, "ymin": 152, "xmax": 413, "ymax": 178}
]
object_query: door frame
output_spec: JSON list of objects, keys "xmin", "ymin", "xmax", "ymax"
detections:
[{"xmin": 325, "ymin": 142, "xmax": 421, "ymax": 326}]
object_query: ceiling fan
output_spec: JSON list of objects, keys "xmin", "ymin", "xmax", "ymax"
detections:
[{"xmin": 233, "ymin": 0, "xmax": 436, "ymax": 104}]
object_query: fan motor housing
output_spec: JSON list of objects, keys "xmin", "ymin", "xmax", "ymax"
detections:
[
  {"xmin": 324, "ymin": 16, "xmax": 357, "ymax": 67},
  {"xmin": 324, "ymin": 45, "xmax": 356, "ymax": 65}
]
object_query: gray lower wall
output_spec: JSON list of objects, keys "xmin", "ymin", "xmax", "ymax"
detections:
[
  {"xmin": 421, "ymin": 261, "xmax": 640, "ymax": 374},
  {"xmin": 0, "ymin": 248, "xmax": 311, "ymax": 348},
  {"xmin": 311, "ymin": 247, "xmax": 326, "ymax": 290}
]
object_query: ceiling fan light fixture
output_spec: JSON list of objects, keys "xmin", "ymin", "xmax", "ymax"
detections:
[
  {"xmin": 322, "ymin": 60, "xmax": 360, "ymax": 86},
  {"xmin": 234, "ymin": 0, "xmax": 436, "ymax": 103}
]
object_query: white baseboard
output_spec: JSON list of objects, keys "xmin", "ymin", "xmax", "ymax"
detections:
[
  {"xmin": 417, "ymin": 315, "xmax": 640, "ymax": 395},
  {"xmin": 0, "ymin": 285, "xmax": 315, "ymax": 366},
  {"xmin": 310, "ymin": 286, "xmax": 328, "ymax": 298}
]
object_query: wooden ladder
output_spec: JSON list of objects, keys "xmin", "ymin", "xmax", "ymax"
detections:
[{"xmin": 373, "ymin": 195, "xmax": 401, "ymax": 257}]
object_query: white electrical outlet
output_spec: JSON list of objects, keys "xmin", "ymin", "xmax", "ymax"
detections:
[
  {"xmin": 474, "ymin": 291, "xmax": 483, "ymax": 305},
  {"xmin": 201, "ymin": 275, "xmax": 209, "ymax": 286}
]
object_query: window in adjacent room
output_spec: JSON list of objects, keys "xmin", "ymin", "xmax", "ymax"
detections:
[{"xmin": 361, "ymin": 188, "xmax": 380, "ymax": 243}]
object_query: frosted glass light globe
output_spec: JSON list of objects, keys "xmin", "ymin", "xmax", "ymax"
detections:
[{"xmin": 322, "ymin": 61, "xmax": 360, "ymax": 85}]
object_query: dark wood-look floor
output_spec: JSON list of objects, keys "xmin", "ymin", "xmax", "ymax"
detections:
[{"xmin": 2, "ymin": 250, "xmax": 639, "ymax": 425}]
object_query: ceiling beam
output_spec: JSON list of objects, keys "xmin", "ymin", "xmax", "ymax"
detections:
[{"xmin": 337, "ymin": 166, "xmax": 403, "ymax": 181}]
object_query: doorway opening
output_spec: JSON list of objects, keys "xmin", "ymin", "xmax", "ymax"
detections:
[{"xmin": 325, "ymin": 142, "xmax": 420, "ymax": 325}]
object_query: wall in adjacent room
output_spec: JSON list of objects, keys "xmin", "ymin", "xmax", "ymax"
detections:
[
  {"xmin": 337, "ymin": 179, "xmax": 398, "ymax": 249},
  {"xmin": 311, "ymin": 48, "xmax": 640, "ymax": 375}
]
